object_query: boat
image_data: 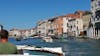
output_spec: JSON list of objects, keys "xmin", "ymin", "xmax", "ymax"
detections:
[
  {"xmin": 42, "ymin": 36, "xmax": 53, "ymax": 42},
  {"xmin": 17, "ymin": 45, "xmax": 64, "ymax": 56},
  {"xmin": 15, "ymin": 36, "xmax": 23, "ymax": 41}
]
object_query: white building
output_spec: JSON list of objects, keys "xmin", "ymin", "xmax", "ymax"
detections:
[
  {"xmin": 87, "ymin": 0, "xmax": 100, "ymax": 39},
  {"xmin": 67, "ymin": 17, "xmax": 83, "ymax": 37},
  {"xmin": 62, "ymin": 11, "xmax": 90, "ymax": 37},
  {"xmin": 20, "ymin": 28, "xmax": 36, "ymax": 37},
  {"xmin": 30, "ymin": 28, "xmax": 37, "ymax": 36},
  {"xmin": 9, "ymin": 28, "xmax": 36, "ymax": 38},
  {"xmin": 24, "ymin": 30, "xmax": 30, "ymax": 37},
  {"xmin": 9, "ymin": 29, "xmax": 21, "ymax": 37},
  {"xmin": 63, "ymin": 17, "xmax": 69, "ymax": 34},
  {"xmin": 37, "ymin": 20, "xmax": 48, "ymax": 36}
]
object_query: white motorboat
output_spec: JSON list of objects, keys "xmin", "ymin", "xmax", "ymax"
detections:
[{"xmin": 42, "ymin": 36, "xmax": 53, "ymax": 42}]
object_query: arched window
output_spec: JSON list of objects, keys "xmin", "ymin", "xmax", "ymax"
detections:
[{"xmin": 95, "ymin": 10, "xmax": 100, "ymax": 20}]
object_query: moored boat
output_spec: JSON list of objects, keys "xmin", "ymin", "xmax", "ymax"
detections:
[{"xmin": 42, "ymin": 36, "xmax": 53, "ymax": 42}]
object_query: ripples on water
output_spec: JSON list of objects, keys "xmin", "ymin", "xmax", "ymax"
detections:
[{"xmin": 8, "ymin": 37, "xmax": 100, "ymax": 56}]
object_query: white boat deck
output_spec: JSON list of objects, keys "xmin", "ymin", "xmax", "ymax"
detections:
[{"xmin": 16, "ymin": 45, "xmax": 63, "ymax": 54}]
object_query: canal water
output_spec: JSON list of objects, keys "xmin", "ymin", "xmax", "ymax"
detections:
[{"xmin": 8, "ymin": 37, "xmax": 100, "ymax": 56}]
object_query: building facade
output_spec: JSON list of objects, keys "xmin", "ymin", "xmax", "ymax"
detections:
[
  {"xmin": 37, "ymin": 20, "xmax": 48, "ymax": 36},
  {"xmin": 63, "ymin": 17, "xmax": 69, "ymax": 36},
  {"xmin": 62, "ymin": 11, "xmax": 91, "ymax": 37},
  {"xmin": 87, "ymin": 0, "xmax": 100, "ymax": 39},
  {"xmin": 36, "ymin": 11, "xmax": 91, "ymax": 38},
  {"xmin": 9, "ymin": 28, "xmax": 21, "ymax": 37},
  {"xmin": 66, "ymin": 14, "xmax": 83, "ymax": 37},
  {"xmin": 49, "ymin": 17, "xmax": 63, "ymax": 36},
  {"xmin": 9, "ymin": 28, "xmax": 36, "ymax": 38}
]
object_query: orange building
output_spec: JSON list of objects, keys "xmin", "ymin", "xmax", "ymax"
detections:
[
  {"xmin": 51, "ymin": 16, "xmax": 63, "ymax": 35},
  {"xmin": 56, "ymin": 16, "xmax": 63, "ymax": 35}
]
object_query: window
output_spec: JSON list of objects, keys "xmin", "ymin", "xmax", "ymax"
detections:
[
  {"xmin": 91, "ymin": 6, "xmax": 93, "ymax": 9},
  {"xmin": 95, "ymin": 4, "xmax": 97, "ymax": 7},
  {"xmin": 77, "ymin": 21, "xmax": 78, "ymax": 24},
  {"xmin": 77, "ymin": 26, "xmax": 78, "ymax": 30},
  {"xmin": 74, "ymin": 25, "xmax": 75, "ymax": 27},
  {"xmin": 98, "ymin": 1, "xmax": 100, "ymax": 6},
  {"xmin": 95, "ymin": 10, "xmax": 100, "ymax": 20},
  {"xmin": 67, "ymin": 23, "xmax": 69, "ymax": 27},
  {"xmin": 71, "ymin": 26, "xmax": 72, "ymax": 28}
]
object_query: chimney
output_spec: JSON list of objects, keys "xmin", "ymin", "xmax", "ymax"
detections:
[{"xmin": 0, "ymin": 25, "xmax": 3, "ymax": 30}]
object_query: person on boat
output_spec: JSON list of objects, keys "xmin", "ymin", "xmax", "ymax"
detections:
[{"xmin": 0, "ymin": 29, "xmax": 17, "ymax": 54}]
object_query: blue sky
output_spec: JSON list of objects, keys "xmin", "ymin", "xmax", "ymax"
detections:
[{"xmin": 0, "ymin": 0, "xmax": 90, "ymax": 30}]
